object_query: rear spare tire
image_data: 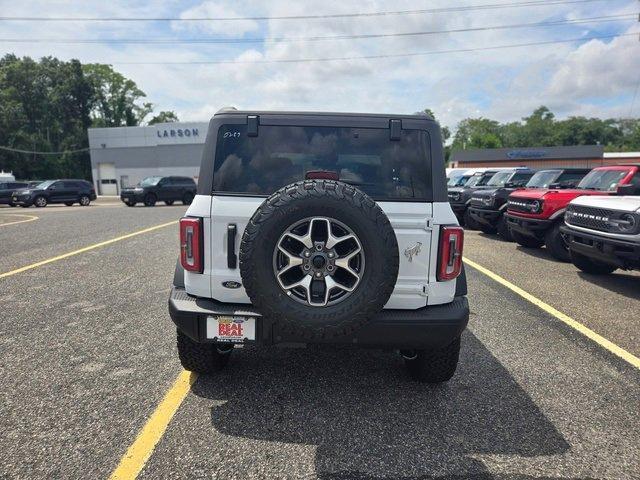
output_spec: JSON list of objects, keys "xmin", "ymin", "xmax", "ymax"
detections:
[{"xmin": 240, "ymin": 180, "xmax": 399, "ymax": 340}]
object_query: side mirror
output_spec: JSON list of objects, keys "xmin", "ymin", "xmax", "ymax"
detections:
[{"xmin": 616, "ymin": 184, "xmax": 640, "ymax": 196}]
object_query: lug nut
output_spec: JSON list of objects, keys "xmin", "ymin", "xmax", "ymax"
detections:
[
  {"xmin": 328, "ymin": 252, "xmax": 334, "ymax": 258},
  {"xmin": 327, "ymin": 265, "xmax": 334, "ymax": 271},
  {"xmin": 315, "ymin": 272, "xmax": 322, "ymax": 277},
  {"xmin": 315, "ymin": 245, "xmax": 323, "ymax": 251},
  {"xmin": 304, "ymin": 251, "xmax": 311, "ymax": 257},
  {"xmin": 303, "ymin": 264, "xmax": 310, "ymax": 271}
]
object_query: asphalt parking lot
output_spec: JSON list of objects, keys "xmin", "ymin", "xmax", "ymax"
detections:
[{"xmin": 0, "ymin": 203, "xmax": 638, "ymax": 479}]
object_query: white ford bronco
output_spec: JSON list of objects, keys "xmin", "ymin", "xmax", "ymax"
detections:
[
  {"xmin": 561, "ymin": 185, "xmax": 640, "ymax": 274},
  {"xmin": 169, "ymin": 109, "xmax": 469, "ymax": 382}
]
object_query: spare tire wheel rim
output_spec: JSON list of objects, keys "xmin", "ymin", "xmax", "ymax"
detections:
[{"xmin": 273, "ymin": 216, "xmax": 364, "ymax": 307}]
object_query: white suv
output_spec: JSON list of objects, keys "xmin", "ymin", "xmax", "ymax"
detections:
[
  {"xmin": 562, "ymin": 188, "xmax": 640, "ymax": 274},
  {"xmin": 169, "ymin": 109, "xmax": 469, "ymax": 382}
]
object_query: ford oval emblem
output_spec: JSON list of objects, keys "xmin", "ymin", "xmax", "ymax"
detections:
[{"xmin": 222, "ymin": 281, "xmax": 242, "ymax": 289}]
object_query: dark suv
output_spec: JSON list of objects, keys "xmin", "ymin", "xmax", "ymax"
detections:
[
  {"xmin": 468, "ymin": 168, "xmax": 591, "ymax": 240},
  {"xmin": 120, "ymin": 176, "xmax": 196, "ymax": 207},
  {"xmin": 11, "ymin": 179, "xmax": 96, "ymax": 208},
  {"xmin": 447, "ymin": 169, "xmax": 505, "ymax": 228},
  {"xmin": 0, "ymin": 181, "xmax": 29, "ymax": 206}
]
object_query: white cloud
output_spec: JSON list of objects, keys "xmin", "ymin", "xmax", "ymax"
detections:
[
  {"xmin": 1, "ymin": 0, "xmax": 638, "ymax": 129},
  {"xmin": 173, "ymin": 1, "xmax": 260, "ymax": 36}
]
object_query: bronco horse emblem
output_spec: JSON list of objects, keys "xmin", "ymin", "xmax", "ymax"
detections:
[{"xmin": 404, "ymin": 242, "xmax": 423, "ymax": 262}]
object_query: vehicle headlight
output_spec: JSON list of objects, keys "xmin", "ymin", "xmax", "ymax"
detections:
[
  {"xmin": 530, "ymin": 200, "xmax": 542, "ymax": 213},
  {"xmin": 608, "ymin": 213, "xmax": 639, "ymax": 234},
  {"xmin": 134, "ymin": 187, "xmax": 144, "ymax": 193},
  {"xmin": 450, "ymin": 192, "xmax": 461, "ymax": 201}
]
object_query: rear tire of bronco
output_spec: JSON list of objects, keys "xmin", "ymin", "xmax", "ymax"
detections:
[
  {"xmin": 240, "ymin": 180, "xmax": 399, "ymax": 340},
  {"xmin": 569, "ymin": 250, "xmax": 617, "ymax": 275},
  {"xmin": 511, "ymin": 230, "xmax": 544, "ymax": 248},
  {"xmin": 177, "ymin": 330, "xmax": 232, "ymax": 374},
  {"xmin": 497, "ymin": 216, "xmax": 513, "ymax": 241},
  {"xmin": 544, "ymin": 222, "xmax": 570, "ymax": 262},
  {"xmin": 404, "ymin": 337, "xmax": 461, "ymax": 383}
]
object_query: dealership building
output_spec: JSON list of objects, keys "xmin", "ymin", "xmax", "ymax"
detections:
[
  {"xmin": 450, "ymin": 145, "xmax": 640, "ymax": 169},
  {"xmin": 88, "ymin": 121, "xmax": 208, "ymax": 195}
]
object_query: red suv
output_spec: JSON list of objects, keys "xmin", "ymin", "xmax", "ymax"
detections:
[{"xmin": 505, "ymin": 165, "xmax": 640, "ymax": 261}]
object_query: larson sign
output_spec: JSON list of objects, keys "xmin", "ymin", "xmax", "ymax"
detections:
[{"xmin": 156, "ymin": 127, "xmax": 199, "ymax": 138}]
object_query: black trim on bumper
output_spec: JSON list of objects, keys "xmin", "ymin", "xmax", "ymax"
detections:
[
  {"xmin": 468, "ymin": 207, "xmax": 502, "ymax": 227},
  {"xmin": 560, "ymin": 226, "xmax": 640, "ymax": 269},
  {"xmin": 505, "ymin": 213, "xmax": 553, "ymax": 237},
  {"xmin": 168, "ymin": 287, "xmax": 469, "ymax": 349}
]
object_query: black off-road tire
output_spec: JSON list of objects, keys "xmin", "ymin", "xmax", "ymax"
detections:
[
  {"xmin": 144, "ymin": 193, "xmax": 157, "ymax": 207},
  {"xmin": 64, "ymin": 201, "xmax": 74, "ymax": 206},
  {"xmin": 496, "ymin": 215, "xmax": 513, "ymax": 241},
  {"xmin": 544, "ymin": 222, "xmax": 570, "ymax": 262},
  {"xmin": 511, "ymin": 229, "xmax": 544, "ymax": 248},
  {"xmin": 182, "ymin": 192, "xmax": 194, "ymax": 205},
  {"xmin": 569, "ymin": 250, "xmax": 617, "ymax": 275},
  {"xmin": 404, "ymin": 337, "xmax": 461, "ymax": 383},
  {"xmin": 176, "ymin": 330, "xmax": 232, "ymax": 374},
  {"xmin": 463, "ymin": 209, "xmax": 479, "ymax": 230},
  {"xmin": 165, "ymin": 200, "xmax": 175, "ymax": 206},
  {"xmin": 240, "ymin": 180, "xmax": 399, "ymax": 340}
]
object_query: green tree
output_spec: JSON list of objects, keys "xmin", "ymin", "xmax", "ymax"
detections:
[
  {"xmin": 148, "ymin": 110, "xmax": 179, "ymax": 125},
  {"xmin": 451, "ymin": 118, "xmax": 503, "ymax": 150},
  {"xmin": 83, "ymin": 63, "xmax": 152, "ymax": 127},
  {"xmin": 0, "ymin": 55, "xmax": 166, "ymax": 180}
]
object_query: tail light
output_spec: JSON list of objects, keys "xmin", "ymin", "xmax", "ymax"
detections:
[
  {"xmin": 437, "ymin": 226, "xmax": 464, "ymax": 281},
  {"xmin": 180, "ymin": 217, "xmax": 203, "ymax": 273}
]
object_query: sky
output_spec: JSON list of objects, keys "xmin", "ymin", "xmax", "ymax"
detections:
[{"xmin": 0, "ymin": 0, "xmax": 638, "ymax": 131}]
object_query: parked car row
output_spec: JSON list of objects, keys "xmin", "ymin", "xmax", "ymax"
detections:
[
  {"xmin": 447, "ymin": 164, "xmax": 640, "ymax": 275},
  {"xmin": 0, "ymin": 175, "xmax": 197, "ymax": 209},
  {"xmin": 0, "ymin": 179, "xmax": 95, "ymax": 208}
]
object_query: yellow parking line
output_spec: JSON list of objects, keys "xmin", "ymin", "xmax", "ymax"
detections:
[
  {"xmin": 0, "ymin": 220, "xmax": 178, "ymax": 279},
  {"xmin": 0, "ymin": 213, "xmax": 38, "ymax": 227},
  {"xmin": 109, "ymin": 370, "xmax": 196, "ymax": 480},
  {"xmin": 464, "ymin": 257, "xmax": 640, "ymax": 370}
]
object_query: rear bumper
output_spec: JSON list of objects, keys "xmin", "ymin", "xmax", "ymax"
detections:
[
  {"xmin": 468, "ymin": 207, "xmax": 502, "ymax": 227},
  {"xmin": 168, "ymin": 287, "xmax": 469, "ymax": 349},
  {"xmin": 505, "ymin": 213, "xmax": 552, "ymax": 238},
  {"xmin": 560, "ymin": 226, "xmax": 640, "ymax": 269}
]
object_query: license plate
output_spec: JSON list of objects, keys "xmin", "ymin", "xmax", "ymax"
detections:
[{"xmin": 207, "ymin": 315, "xmax": 256, "ymax": 343}]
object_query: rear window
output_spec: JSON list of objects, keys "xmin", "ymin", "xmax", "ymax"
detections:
[{"xmin": 212, "ymin": 124, "xmax": 432, "ymax": 201}]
